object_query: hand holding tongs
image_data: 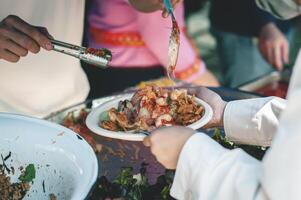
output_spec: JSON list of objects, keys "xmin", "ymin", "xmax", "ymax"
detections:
[{"xmin": 51, "ymin": 39, "xmax": 112, "ymax": 69}]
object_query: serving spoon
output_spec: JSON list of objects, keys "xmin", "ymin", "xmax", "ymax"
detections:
[{"xmin": 163, "ymin": 0, "xmax": 180, "ymax": 82}]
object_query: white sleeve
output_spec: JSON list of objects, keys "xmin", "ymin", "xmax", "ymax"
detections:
[
  {"xmin": 170, "ymin": 133, "xmax": 264, "ymax": 200},
  {"xmin": 260, "ymin": 50, "xmax": 301, "ymax": 200},
  {"xmin": 224, "ymin": 97, "xmax": 286, "ymax": 147}
]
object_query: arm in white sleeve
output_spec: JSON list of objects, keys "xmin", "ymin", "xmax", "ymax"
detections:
[
  {"xmin": 171, "ymin": 87, "xmax": 301, "ymax": 200},
  {"xmin": 224, "ymin": 97, "xmax": 286, "ymax": 147},
  {"xmin": 260, "ymin": 50, "xmax": 301, "ymax": 200},
  {"xmin": 171, "ymin": 50, "xmax": 301, "ymax": 200},
  {"xmin": 171, "ymin": 133, "xmax": 264, "ymax": 200}
]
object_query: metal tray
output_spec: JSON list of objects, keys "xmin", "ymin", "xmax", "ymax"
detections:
[{"xmin": 238, "ymin": 70, "xmax": 290, "ymax": 92}]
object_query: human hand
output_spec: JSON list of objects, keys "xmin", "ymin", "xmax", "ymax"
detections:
[
  {"xmin": 143, "ymin": 126, "xmax": 195, "ymax": 169},
  {"xmin": 128, "ymin": 0, "xmax": 181, "ymax": 17},
  {"xmin": 0, "ymin": 15, "xmax": 53, "ymax": 63},
  {"xmin": 294, "ymin": 0, "xmax": 301, "ymax": 5},
  {"xmin": 258, "ymin": 23, "xmax": 289, "ymax": 70},
  {"xmin": 176, "ymin": 85, "xmax": 227, "ymax": 128}
]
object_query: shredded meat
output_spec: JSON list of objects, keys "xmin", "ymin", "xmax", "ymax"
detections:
[{"xmin": 100, "ymin": 121, "xmax": 120, "ymax": 132}]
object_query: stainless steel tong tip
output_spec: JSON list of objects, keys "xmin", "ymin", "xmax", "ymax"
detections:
[{"xmin": 50, "ymin": 39, "xmax": 111, "ymax": 68}]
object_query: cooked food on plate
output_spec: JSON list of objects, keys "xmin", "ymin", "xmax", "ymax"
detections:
[{"xmin": 99, "ymin": 86, "xmax": 204, "ymax": 132}]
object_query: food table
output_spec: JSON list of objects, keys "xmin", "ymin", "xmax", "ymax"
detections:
[
  {"xmin": 239, "ymin": 70, "xmax": 290, "ymax": 98},
  {"xmin": 46, "ymin": 86, "xmax": 265, "ymax": 199}
]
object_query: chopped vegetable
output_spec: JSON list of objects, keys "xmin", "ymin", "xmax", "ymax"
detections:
[
  {"xmin": 18, "ymin": 164, "xmax": 36, "ymax": 182},
  {"xmin": 0, "ymin": 164, "xmax": 32, "ymax": 200},
  {"xmin": 92, "ymin": 165, "xmax": 175, "ymax": 200},
  {"xmin": 99, "ymin": 111, "xmax": 110, "ymax": 121},
  {"xmin": 212, "ymin": 128, "xmax": 267, "ymax": 160},
  {"xmin": 212, "ymin": 128, "xmax": 234, "ymax": 149}
]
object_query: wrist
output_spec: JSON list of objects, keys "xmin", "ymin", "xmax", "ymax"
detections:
[
  {"xmin": 261, "ymin": 22, "xmax": 276, "ymax": 32},
  {"xmin": 260, "ymin": 22, "xmax": 281, "ymax": 38},
  {"xmin": 206, "ymin": 100, "xmax": 227, "ymax": 129},
  {"xmin": 217, "ymin": 101, "xmax": 227, "ymax": 127}
]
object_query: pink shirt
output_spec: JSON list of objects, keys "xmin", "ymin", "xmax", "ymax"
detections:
[{"xmin": 88, "ymin": 0, "xmax": 205, "ymax": 82}]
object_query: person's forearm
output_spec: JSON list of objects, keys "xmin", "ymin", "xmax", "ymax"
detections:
[
  {"xmin": 128, "ymin": 0, "xmax": 162, "ymax": 12},
  {"xmin": 171, "ymin": 133, "xmax": 266, "ymax": 200}
]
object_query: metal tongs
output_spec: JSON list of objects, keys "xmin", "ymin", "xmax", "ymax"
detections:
[{"xmin": 51, "ymin": 39, "xmax": 112, "ymax": 69}]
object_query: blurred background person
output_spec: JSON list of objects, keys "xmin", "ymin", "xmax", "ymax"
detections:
[
  {"xmin": 210, "ymin": 0, "xmax": 292, "ymax": 87},
  {"xmin": 0, "ymin": 0, "xmax": 89, "ymax": 118},
  {"xmin": 83, "ymin": 0, "xmax": 219, "ymax": 98}
]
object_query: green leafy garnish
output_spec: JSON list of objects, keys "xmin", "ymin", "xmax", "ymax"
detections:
[
  {"xmin": 161, "ymin": 185, "xmax": 172, "ymax": 200},
  {"xmin": 212, "ymin": 128, "xmax": 234, "ymax": 149},
  {"xmin": 114, "ymin": 167, "xmax": 136, "ymax": 186},
  {"xmin": 212, "ymin": 128, "xmax": 266, "ymax": 160},
  {"xmin": 99, "ymin": 111, "xmax": 109, "ymax": 122},
  {"xmin": 18, "ymin": 164, "xmax": 36, "ymax": 182}
]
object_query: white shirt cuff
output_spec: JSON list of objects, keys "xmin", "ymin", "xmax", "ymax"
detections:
[{"xmin": 224, "ymin": 97, "xmax": 285, "ymax": 147}]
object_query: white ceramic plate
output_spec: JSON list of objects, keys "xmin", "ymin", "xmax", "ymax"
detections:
[
  {"xmin": 86, "ymin": 93, "xmax": 213, "ymax": 141},
  {"xmin": 0, "ymin": 113, "xmax": 98, "ymax": 200}
]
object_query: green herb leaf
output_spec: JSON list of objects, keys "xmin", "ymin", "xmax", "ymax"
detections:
[
  {"xmin": 114, "ymin": 167, "xmax": 134, "ymax": 186},
  {"xmin": 212, "ymin": 128, "xmax": 234, "ymax": 149},
  {"xmin": 19, "ymin": 164, "xmax": 36, "ymax": 182},
  {"xmin": 161, "ymin": 185, "xmax": 171, "ymax": 199},
  {"xmin": 99, "ymin": 111, "xmax": 109, "ymax": 121}
]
